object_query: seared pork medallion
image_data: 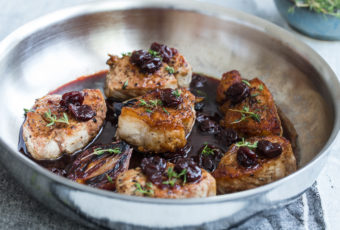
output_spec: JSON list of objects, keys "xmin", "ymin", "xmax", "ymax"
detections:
[
  {"xmin": 116, "ymin": 88, "xmax": 196, "ymax": 153},
  {"xmin": 105, "ymin": 42, "xmax": 192, "ymax": 100},
  {"xmin": 67, "ymin": 141, "xmax": 132, "ymax": 190},
  {"xmin": 23, "ymin": 89, "xmax": 106, "ymax": 160},
  {"xmin": 217, "ymin": 70, "xmax": 282, "ymax": 137},
  {"xmin": 213, "ymin": 136, "xmax": 296, "ymax": 194},
  {"xmin": 116, "ymin": 157, "xmax": 216, "ymax": 198}
]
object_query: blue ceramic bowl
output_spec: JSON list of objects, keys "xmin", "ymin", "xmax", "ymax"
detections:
[{"xmin": 274, "ymin": 0, "xmax": 340, "ymax": 40}]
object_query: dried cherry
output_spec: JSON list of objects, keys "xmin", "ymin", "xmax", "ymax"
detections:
[
  {"xmin": 174, "ymin": 158, "xmax": 202, "ymax": 183},
  {"xmin": 68, "ymin": 104, "xmax": 95, "ymax": 121},
  {"xmin": 140, "ymin": 156, "xmax": 167, "ymax": 185},
  {"xmin": 225, "ymin": 82, "xmax": 249, "ymax": 104},
  {"xmin": 237, "ymin": 147, "xmax": 258, "ymax": 168},
  {"xmin": 257, "ymin": 140, "xmax": 282, "ymax": 158},
  {"xmin": 150, "ymin": 42, "xmax": 177, "ymax": 63},
  {"xmin": 60, "ymin": 91, "xmax": 84, "ymax": 109},
  {"xmin": 160, "ymin": 88, "xmax": 183, "ymax": 107}
]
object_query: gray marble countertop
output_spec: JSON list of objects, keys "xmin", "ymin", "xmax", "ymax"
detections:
[{"xmin": 1, "ymin": 0, "xmax": 339, "ymax": 229}]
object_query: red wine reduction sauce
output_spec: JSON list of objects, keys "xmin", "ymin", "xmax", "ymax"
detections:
[{"xmin": 18, "ymin": 72, "xmax": 229, "ymax": 176}]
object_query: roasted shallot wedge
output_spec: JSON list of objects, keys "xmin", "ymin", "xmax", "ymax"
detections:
[{"xmin": 67, "ymin": 141, "xmax": 132, "ymax": 190}]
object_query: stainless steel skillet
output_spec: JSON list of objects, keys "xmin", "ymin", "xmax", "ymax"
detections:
[{"xmin": 0, "ymin": 0, "xmax": 339, "ymax": 229}]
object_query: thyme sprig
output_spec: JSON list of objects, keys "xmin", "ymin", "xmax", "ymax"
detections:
[
  {"xmin": 45, "ymin": 109, "xmax": 69, "ymax": 127},
  {"xmin": 201, "ymin": 144, "xmax": 215, "ymax": 155},
  {"xmin": 242, "ymin": 79, "xmax": 251, "ymax": 87},
  {"xmin": 230, "ymin": 106, "xmax": 261, "ymax": 124},
  {"xmin": 135, "ymin": 182, "xmax": 154, "ymax": 196},
  {"xmin": 81, "ymin": 147, "xmax": 121, "ymax": 160},
  {"xmin": 162, "ymin": 167, "xmax": 187, "ymax": 186},
  {"xmin": 122, "ymin": 80, "xmax": 128, "ymax": 89},
  {"xmin": 172, "ymin": 89, "xmax": 182, "ymax": 98},
  {"xmin": 258, "ymin": 84, "xmax": 264, "ymax": 91},
  {"xmin": 148, "ymin": 49, "xmax": 161, "ymax": 58},
  {"xmin": 162, "ymin": 107, "xmax": 169, "ymax": 115},
  {"xmin": 24, "ymin": 108, "xmax": 34, "ymax": 116},
  {"xmin": 94, "ymin": 147, "xmax": 121, "ymax": 155},
  {"xmin": 121, "ymin": 52, "xmax": 132, "ymax": 57},
  {"xmin": 166, "ymin": 66, "xmax": 175, "ymax": 74},
  {"xmin": 139, "ymin": 99, "xmax": 163, "ymax": 114},
  {"xmin": 235, "ymin": 138, "xmax": 258, "ymax": 149},
  {"xmin": 106, "ymin": 174, "xmax": 114, "ymax": 184}
]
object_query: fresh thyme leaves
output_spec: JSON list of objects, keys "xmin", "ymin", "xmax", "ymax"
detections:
[
  {"xmin": 177, "ymin": 169, "xmax": 187, "ymax": 184},
  {"xmin": 135, "ymin": 182, "xmax": 154, "ymax": 196},
  {"xmin": 172, "ymin": 89, "xmax": 182, "ymax": 98},
  {"xmin": 139, "ymin": 99, "xmax": 163, "ymax": 114},
  {"xmin": 24, "ymin": 108, "xmax": 34, "ymax": 116},
  {"xmin": 149, "ymin": 99, "xmax": 163, "ymax": 107},
  {"xmin": 122, "ymin": 80, "xmax": 128, "ymax": 89},
  {"xmin": 242, "ymin": 79, "xmax": 251, "ymax": 87},
  {"xmin": 251, "ymin": 93, "xmax": 260, "ymax": 97},
  {"xmin": 121, "ymin": 52, "xmax": 132, "ymax": 57},
  {"xmin": 230, "ymin": 106, "xmax": 261, "ymax": 124},
  {"xmin": 235, "ymin": 138, "xmax": 258, "ymax": 149},
  {"xmin": 81, "ymin": 147, "xmax": 121, "ymax": 160},
  {"xmin": 166, "ymin": 66, "xmax": 175, "ymax": 74},
  {"xmin": 139, "ymin": 99, "xmax": 148, "ymax": 106},
  {"xmin": 94, "ymin": 147, "xmax": 121, "ymax": 155},
  {"xmin": 45, "ymin": 109, "xmax": 69, "ymax": 127},
  {"xmin": 162, "ymin": 107, "xmax": 169, "ymax": 115},
  {"xmin": 201, "ymin": 145, "xmax": 215, "ymax": 155},
  {"xmin": 106, "ymin": 174, "xmax": 113, "ymax": 184},
  {"xmin": 148, "ymin": 49, "xmax": 161, "ymax": 58},
  {"xmin": 162, "ymin": 167, "xmax": 187, "ymax": 186},
  {"xmin": 258, "ymin": 84, "xmax": 264, "ymax": 91}
]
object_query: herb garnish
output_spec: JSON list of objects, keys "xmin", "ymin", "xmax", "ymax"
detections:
[
  {"xmin": 122, "ymin": 80, "xmax": 128, "ymax": 89},
  {"xmin": 24, "ymin": 108, "xmax": 34, "ymax": 116},
  {"xmin": 172, "ymin": 89, "xmax": 181, "ymax": 98},
  {"xmin": 135, "ymin": 182, "xmax": 154, "ymax": 196},
  {"xmin": 81, "ymin": 147, "xmax": 121, "ymax": 160},
  {"xmin": 230, "ymin": 106, "xmax": 261, "ymax": 124},
  {"xmin": 45, "ymin": 109, "xmax": 69, "ymax": 127},
  {"xmin": 162, "ymin": 107, "xmax": 169, "ymax": 115},
  {"xmin": 94, "ymin": 147, "xmax": 121, "ymax": 155},
  {"xmin": 139, "ymin": 99, "xmax": 163, "ymax": 114},
  {"xmin": 166, "ymin": 66, "xmax": 175, "ymax": 74},
  {"xmin": 148, "ymin": 49, "xmax": 161, "ymax": 58},
  {"xmin": 242, "ymin": 80, "xmax": 251, "ymax": 87},
  {"xmin": 162, "ymin": 167, "xmax": 187, "ymax": 186},
  {"xmin": 258, "ymin": 84, "xmax": 264, "ymax": 91},
  {"xmin": 201, "ymin": 144, "xmax": 215, "ymax": 155},
  {"xmin": 106, "ymin": 174, "xmax": 114, "ymax": 184},
  {"xmin": 139, "ymin": 99, "xmax": 148, "ymax": 106},
  {"xmin": 149, "ymin": 99, "xmax": 163, "ymax": 107},
  {"xmin": 121, "ymin": 52, "xmax": 132, "ymax": 57},
  {"xmin": 235, "ymin": 138, "xmax": 258, "ymax": 149},
  {"xmin": 251, "ymin": 93, "xmax": 260, "ymax": 97}
]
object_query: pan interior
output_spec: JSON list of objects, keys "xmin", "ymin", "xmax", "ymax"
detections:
[{"xmin": 0, "ymin": 8, "xmax": 334, "ymax": 170}]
